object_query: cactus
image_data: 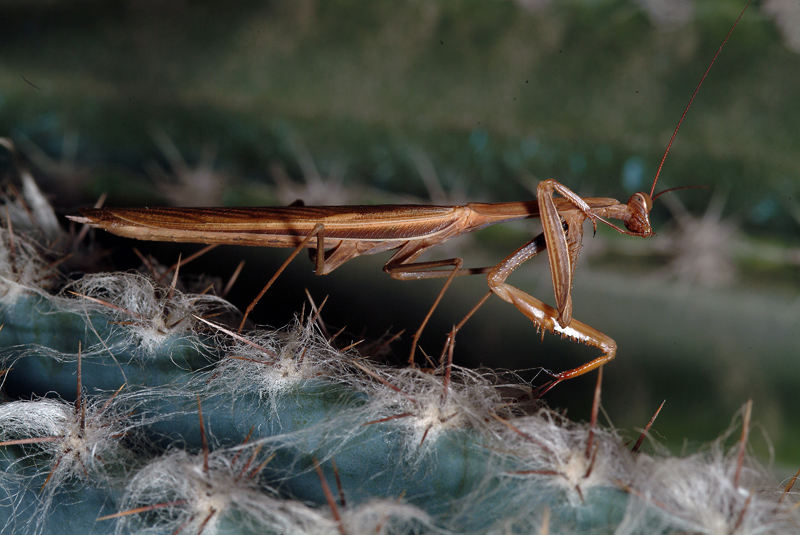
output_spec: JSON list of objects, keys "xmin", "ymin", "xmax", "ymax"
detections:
[{"xmin": 1, "ymin": 160, "xmax": 798, "ymax": 534}]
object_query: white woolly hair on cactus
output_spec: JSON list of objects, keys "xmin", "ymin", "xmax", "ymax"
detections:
[
  {"xmin": 109, "ymin": 445, "xmax": 440, "ymax": 535},
  {"xmin": 356, "ymin": 363, "xmax": 527, "ymax": 457},
  {"xmin": 337, "ymin": 499, "xmax": 437, "ymax": 535},
  {"xmin": 104, "ymin": 431, "xmax": 330, "ymax": 535},
  {"xmin": 0, "ymin": 372, "xmax": 147, "ymax": 531},
  {"xmin": 0, "ymin": 140, "xmax": 66, "ymax": 301},
  {"xmin": 617, "ymin": 403, "xmax": 798, "ymax": 535},
  {"xmin": 0, "ymin": 227, "xmax": 59, "ymax": 302},
  {"xmin": 491, "ymin": 405, "xmax": 635, "ymax": 508},
  {"xmin": 203, "ymin": 312, "xmax": 538, "ymax": 461},
  {"xmin": 313, "ymin": 458, "xmax": 439, "ymax": 535},
  {"xmin": 0, "ymin": 199, "xmax": 65, "ymax": 303},
  {"xmin": 62, "ymin": 272, "xmax": 237, "ymax": 357},
  {"xmin": 197, "ymin": 313, "xmax": 363, "ymax": 413}
]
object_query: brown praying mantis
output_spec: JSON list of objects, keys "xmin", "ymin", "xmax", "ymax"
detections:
[{"xmin": 69, "ymin": 2, "xmax": 750, "ymax": 388}]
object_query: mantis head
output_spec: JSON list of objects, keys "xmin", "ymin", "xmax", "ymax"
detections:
[
  {"xmin": 624, "ymin": 185, "xmax": 707, "ymax": 237},
  {"xmin": 623, "ymin": 192, "xmax": 654, "ymax": 237}
]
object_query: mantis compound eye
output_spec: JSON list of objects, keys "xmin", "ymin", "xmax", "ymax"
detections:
[{"xmin": 628, "ymin": 192, "xmax": 653, "ymax": 213}]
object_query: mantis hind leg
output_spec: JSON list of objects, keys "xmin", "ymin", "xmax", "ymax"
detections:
[
  {"xmin": 384, "ymin": 245, "xmax": 496, "ymax": 366},
  {"xmin": 385, "ymin": 257, "xmax": 465, "ymax": 367}
]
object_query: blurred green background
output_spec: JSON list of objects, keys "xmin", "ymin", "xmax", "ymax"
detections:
[{"xmin": 2, "ymin": 0, "xmax": 800, "ymax": 469}]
